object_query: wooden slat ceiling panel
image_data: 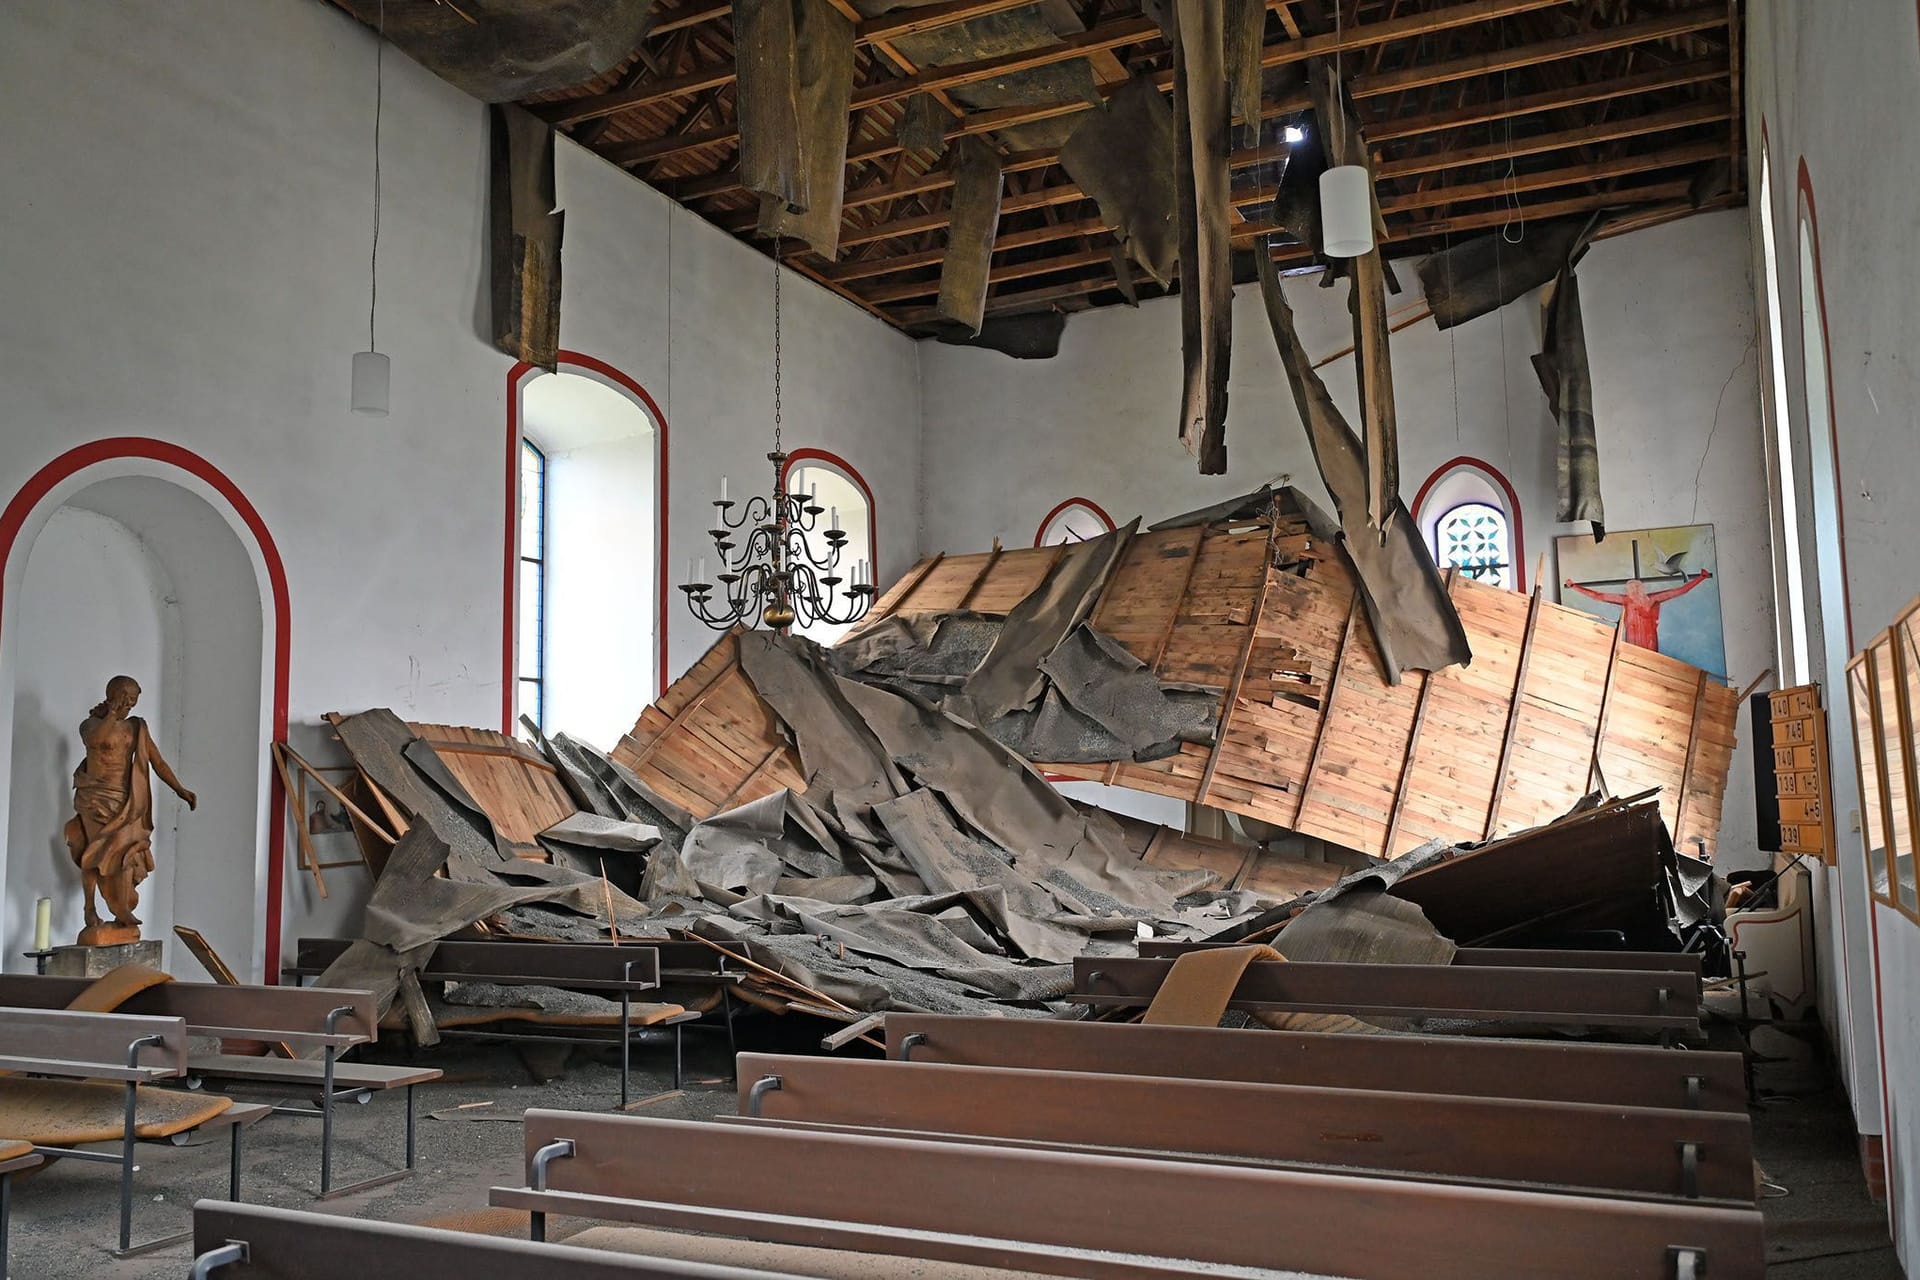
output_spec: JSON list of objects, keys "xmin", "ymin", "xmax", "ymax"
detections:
[{"xmin": 337, "ymin": 0, "xmax": 1742, "ymax": 333}]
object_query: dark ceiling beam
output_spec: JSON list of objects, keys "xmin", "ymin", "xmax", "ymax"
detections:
[
  {"xmin": 537, "ymin": 0, "xmax": 1097, "ymax": 127},
  {"xmin": 857, "ymin": 141, "xmax": 1724, "ymax": 305},
  {"xmin": 619, "ymin": 0, "xmax": 1578, "ymax": 168},
  {"xmin": 890, "ymin": 176, "xmax": 1701, "ymax": 322},
  {"xmin": 823, "ymin": 94, "xmax": 1722, "ymax": 253}
]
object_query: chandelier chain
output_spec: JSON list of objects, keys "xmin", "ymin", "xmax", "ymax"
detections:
[{"xmin": 773, "ymin": 239, "xmax": 783, "ymax": 454}]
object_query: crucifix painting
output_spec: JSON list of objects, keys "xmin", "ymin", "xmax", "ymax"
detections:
[{"xmin": 1556, "ymin": 523, "xmax": 1727, "ymax": 678}]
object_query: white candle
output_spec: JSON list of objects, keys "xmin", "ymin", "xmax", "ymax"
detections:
[
  {"xmin": 687, "ymin": 556, "xmax": 696, "ymax": 583},
  {"xmin": 720, "ymin": 475, "xmax": 730, "ymax": 503},
  {"xmin": 830, "ymin": 506, "xmax": 840, "ymax": 533},
  {"xmin": 809, "ymin": 482, "xmax": 818, "ymax": 502},
  {"xmin": 33, "ymin": 898, "xmax": 50, "ymax": 951},
  {"xmin": 698, "ymin": 557, "xmax": 708, "ymax": 583}
]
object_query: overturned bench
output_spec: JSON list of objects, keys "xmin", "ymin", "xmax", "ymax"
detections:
[
  {"xmin": 728, "ymin": 1051, "xmax": 1754, "ymax": 1202},
  {"xmin": 493, "ymin": 1111, "xmax": 1766, "ymax": 1278},
  {"xmin": 0, "ymin": 1007, "xmax": 263, "ymax": 1258},
  {"xmin": 884, "ymin": 1013, "xmax": 1747, "ymax": 1112}
]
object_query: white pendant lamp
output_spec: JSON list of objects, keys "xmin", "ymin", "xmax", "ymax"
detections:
[
  {"xmin": 1319, "ymin": 164, "xmax": 1374, "ymax": 258},
  {"xmin": 353, "ymin": 0, "xmax": 390, "ymax": 417},
  {"xmin": 1317, "ymin": 1, "xmax": 1373, "ymax": 260},
  {"xmin": 351, "ymin": 350, "xmax": 390, "ymax": 417}
]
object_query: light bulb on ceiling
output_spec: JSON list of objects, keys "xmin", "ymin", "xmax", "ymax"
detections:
[{"xmin": 1283, "ymin": 124, "xmax": 1306, "ymax": 144}]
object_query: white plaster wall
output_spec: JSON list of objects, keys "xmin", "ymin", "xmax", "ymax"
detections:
[
  {"xmin": 0, "ymin": 0, "xmax": 923, "ymax": 970},
  {"xmin": 921, "ymin": 209, "xmax": 1772, "ymax": 866},
  {"xmin": 1745, "ymin": 0, "xmax": 1920, "ymax": 1247}
]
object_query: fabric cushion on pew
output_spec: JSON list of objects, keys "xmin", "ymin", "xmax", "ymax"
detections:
[
  {"xmin": 0, "ymin": 1078, "xmax": 230, "ymax": 1144},
  {"xmin": 1140, "ymin": 944, "xmax": 1282, "ymax": 1027},
  {"xmin": 63, "ymin": 963, "xmax": 172, "ymax": 1012}
]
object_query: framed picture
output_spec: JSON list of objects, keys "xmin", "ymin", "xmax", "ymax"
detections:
[{"xmin": 1555, "ymin": 523, "xmax": 1726, "ymax": 678}]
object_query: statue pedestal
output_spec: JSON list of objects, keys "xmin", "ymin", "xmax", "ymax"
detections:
[{"xmin": 48, "ymin": 939, "xmax": 162, "ymax": 978}]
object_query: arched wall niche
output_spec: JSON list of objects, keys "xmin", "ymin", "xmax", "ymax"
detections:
[{"xmin": 0, "ymin": 441, "xmax": 287, "ymax": 980}]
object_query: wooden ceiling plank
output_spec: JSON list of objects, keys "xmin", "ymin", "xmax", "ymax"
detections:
[
  {"xmin": 541, "ymin": 0, "xmax": 1043, "ymax": 127},
  {"xmin": 1377, "ymin": 99, "xmax": 1730, "ymax": 179},
  {"xmin": 611, "ymin": 0, "xmax": 1575, "ymax": 169}
]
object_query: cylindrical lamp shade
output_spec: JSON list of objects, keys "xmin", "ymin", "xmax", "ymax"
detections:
[
  {"xmin": 1318, "ymin": 164, "xmax": 1375, "ymax": 258},
  {"xmin": 351, "ymin": 350, "xmax": 390, "ymax": 417}
]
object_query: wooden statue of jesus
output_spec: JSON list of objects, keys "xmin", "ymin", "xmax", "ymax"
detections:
[{"xmin": 63, "ymin": 676, "xmax": 196, "ymax": 946}]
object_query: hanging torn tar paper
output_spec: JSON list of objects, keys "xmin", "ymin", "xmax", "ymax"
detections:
[
  {"xmin": 936, "ymin": 135, "xmax": 1004, "ymax": 336},
  {"xmin": 739, "ymin": 0, "xmax": 856, "ymax": 258},
  {"xmin": 488, "ymin": 104, "xmax": 563, "ymax": 370},
  {"xmin": 1257, "ymin": 252, "xmax": 1471, "ymax": 681},
  {"xmin": 1170, "ymin": 0, "xmax": 1234, "ymax": 474},
  {"xmin": 1534, "ymin": 266, "xmax": 1604, "ymax": 537},
  {"xmin": 1059, "ymin": 77, "xmax": 1179, "ymax": 286}
]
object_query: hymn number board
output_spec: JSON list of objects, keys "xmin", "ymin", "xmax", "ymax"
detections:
[{"xmin": 1770, "ymin": 684, "xmax": 1834, "ymax": 862}]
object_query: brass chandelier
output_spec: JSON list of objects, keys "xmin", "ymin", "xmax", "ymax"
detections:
[{"xmin": 681, "ymin": 242, "xmax": 874, "ymax": 633}]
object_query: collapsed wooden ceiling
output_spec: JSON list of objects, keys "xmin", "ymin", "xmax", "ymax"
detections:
[{"xmin": 480, "ymin": 0, "xmax": 1742, "ymax": 337}]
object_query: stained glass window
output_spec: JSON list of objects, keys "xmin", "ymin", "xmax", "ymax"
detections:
[{"xmin": 1436, "ymin": 502, "xmax": 1512, "ymax": 589}]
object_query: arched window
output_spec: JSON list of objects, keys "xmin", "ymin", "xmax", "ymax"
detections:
[
  {"xmin": 782, "ymin": 450, "xmax": 876, "ymax": 646},
  {"xmin": 1434, "ymin": 502, "xmax": 1513, "ymax": 587},
  {"xmin": 1035, "ymin": 498, "xmax": 1116, "ymax": 547},
  {"xmin": 508, "ymin": 355, "xmax": 665, "ymax": 748},
  {"xmin": 1412, "ymin": 458, "xmax": 1524, "ymax": 591}
]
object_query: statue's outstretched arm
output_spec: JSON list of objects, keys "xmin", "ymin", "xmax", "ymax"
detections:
[{"xmin": 145, "ymin": 734, "xmax": 197, "ymax": 811}]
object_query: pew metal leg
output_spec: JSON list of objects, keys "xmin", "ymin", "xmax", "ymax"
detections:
[
  {"xmin": 191, "ymin": 1242, "xmax": 249, "ymax": 1279},
  {"xmin": 674, "ymin": 1023, "xmax": 685, "ymax": 1091},
  {"xmin": 2, "ymin": 1167, "xmax": 12, "ymax": 1280},
  {"xmin": 405, "ymin": 1083, "xmax": 417, "ymax": 1169},
  {"xmin": 620, "ymin": 988, "xmax": 632, "ymax": 1110},
  {"xmin": 320, "ymin": 1043, "xmax": 337, "ymax": 1196},
  {"xmin": 527, "ymin": 1138, "xmax": 575, "ymax": 1244}
]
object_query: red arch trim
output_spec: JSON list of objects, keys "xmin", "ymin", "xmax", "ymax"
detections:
[
  {"xmin": 779, "ymin": 448, "xmax": 881, "ymax": 583},
  {"xmin": 504, "ymin": 352, "xmax": 671, "ymax": 734},
  {"xmin": 1033, "ymin": 497, "xmax": 1117, "ymax": 548},
  {"xmin": 0, "ymin": 438, "xmax": 292, "ymax": 979},
  {"xmin": 1409, "ymin": 456, "xmax": 1528, "ymax": 592}
]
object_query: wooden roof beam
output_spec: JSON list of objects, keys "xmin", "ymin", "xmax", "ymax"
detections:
[
  {"xmin": 888, "ymin": 176, "xmax": 1699, "ymax": 322},
  {"xmin": 1377, "ymin": 99, "xmax": 1731, "ymax": 179},
  {"xmin": 830, "ymin": 96, "xmax": 1723, "ymax": 253},
  {"xmin": 858, "ymin": 140, "xmax": 1725, "ymax": 305},
  {"xmin": 539, "ymin": 0, "xmax": 1051, "ymax": 127},
  {"xmin": 617, "ymin": 0, "xmax": 1577, "ymax": 168}
]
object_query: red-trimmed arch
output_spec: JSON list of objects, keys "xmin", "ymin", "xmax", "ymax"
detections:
[
  {"xmin": 1410, "ymin": 456, "xmax": 1527, "ymax": 592},
  {"xmin": 504, "ymin": 352, "xmax": 671, "ymax": 733},
  {"xmin": 1034, "ymin": 496, "xmax": 1116, "ymax": 547},
  {"xmin": 0, "ymin": 438, "xmax": 292, "ymax": 978},
  {"xmin": 779, "ymin": 448, "xmax": 880, "ymax": 583}
]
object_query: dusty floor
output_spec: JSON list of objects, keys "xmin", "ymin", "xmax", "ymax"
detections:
[{"xmin": 6, "ymin": 1019, "xmax": 1901, "ymax": 1278}]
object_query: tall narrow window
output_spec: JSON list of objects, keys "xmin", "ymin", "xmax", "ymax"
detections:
[
  {"xmin": 517, "ymin": 438, "xmax": 548, "ymax": 730},
  {"xmin": 1760, "ymin": 154, "xmax": 1811, "ymax": 684}
]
